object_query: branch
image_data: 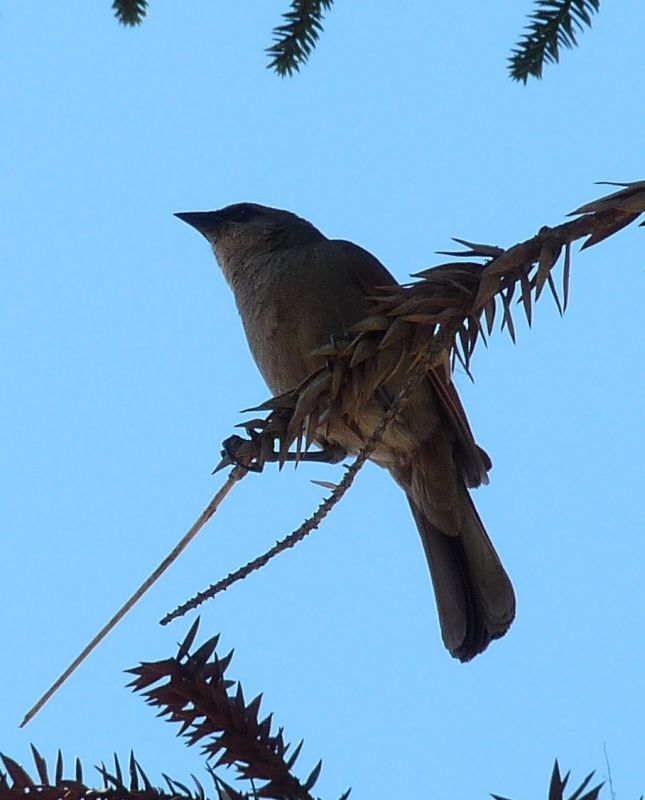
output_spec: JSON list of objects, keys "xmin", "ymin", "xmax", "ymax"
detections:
[
  {"xmin": 163, "ymin": 180, "xmax": 645, "ymax": 622},
  {"xmin": 267, "ymin": 0, "xmax": 334, "ymax": 76},
  {"xmin": 509, "ymin": 0, "xmax": 600, "ymax": 83},
  {"xmin": 223, "ymin": 179, "xmax": 645, "ymax": 468},
  {"xmin": 128, "ymin": 619, "xmax": 351, "ymax": 800},
  {"xmin": 20, "ymin": 466, "xmax": 249, "ymax": 727},
  {"xmin": 0, "ymin": 726, "xmax": 626, "ymax": 799},
  {"xmin": 0, "ymin": 748, "xmax": 205, "ymax": 800},
  {"xmin": 107, "ymin": 2, "xmax": 601, "ymax": 82},
  {"xmin": 160, "ymin": 324, "xmax": 450, "ymax": 624},
  {"xmin": 111, "ymin": 0, "xmax": 148, "ymax": 26}
]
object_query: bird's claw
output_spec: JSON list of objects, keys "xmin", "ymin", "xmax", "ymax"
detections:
[{"xmin": 212, "ymin": 433, "xmax": 266, "ymax": 474}]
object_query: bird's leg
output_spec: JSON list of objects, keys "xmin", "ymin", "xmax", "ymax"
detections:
[{"xmin": 281, "ymin": 443, "xmax": 348, "ymax": 464}]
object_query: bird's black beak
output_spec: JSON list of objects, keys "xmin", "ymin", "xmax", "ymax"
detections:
[{"xmin": 174, "ymin": 211, "xmax": 224, "ymax": 237}]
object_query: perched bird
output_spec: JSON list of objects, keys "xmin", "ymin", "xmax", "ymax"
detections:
[{"xmin": 176, "ymin": 203, "xmax": 515, "ymax": 661}]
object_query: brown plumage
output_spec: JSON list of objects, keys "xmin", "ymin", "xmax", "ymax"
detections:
[{"xmin": 176, "ymin": 202, "xmax": 515, "ymax": 661}]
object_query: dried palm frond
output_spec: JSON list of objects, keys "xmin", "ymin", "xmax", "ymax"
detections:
[
  {"xmin": 221, "ymin": 180, "xmax": 645, "ymax": 474},
  {"xmin": 0, "ymin": 744, "xmax": 626, "ymax": 800},
  {"xmin": 161, "ymin": 180, "xmax": 644, "ymax": 623},
  {"xmin": 492, "ymin": 758, "xmax": 604, "ymax": 800},
  {"xmin": 0, "ymin": 747, "xmax": 204, "ymax": 800},
  {"xmin": 4, "ymin": 623, "xmax": 351, "ymax": 800},
  {"xmin": 127, "ymin": 618, "xmax": 350, "ymax": 800}
]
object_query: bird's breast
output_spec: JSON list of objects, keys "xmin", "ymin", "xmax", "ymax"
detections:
[{"xmin": 231, "ymin": 252, "xmax": 372, "ymax": 395}]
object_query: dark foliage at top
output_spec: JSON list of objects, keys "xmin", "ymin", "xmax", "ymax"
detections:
[
  {"xmin": 267, "ymin": 0, "xmax": 334, "ymax": 77},
  {"xmin": 509, "ymin": 0, "xmax": 600, "ymax": 82},
  {"xmin": 108, "ymin": 0, "xmax": 605, "ymax": 83},
  {"xmin": 112, "ymin": 0, "xmax": 148, "ymax": 26}
]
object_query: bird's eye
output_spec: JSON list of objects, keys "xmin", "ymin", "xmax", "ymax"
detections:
[
  {"xmin": 217, "ymin": 204, "xmax": 260, "ymax": 224},
  {"xmin": 219, "ymin": 205, "xmax": 255, "ymax": 224}
]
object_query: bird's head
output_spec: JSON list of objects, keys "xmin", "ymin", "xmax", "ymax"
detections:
[{"xmin": 175, "ymin": 203, "xmax": 324, "ymax": 272}]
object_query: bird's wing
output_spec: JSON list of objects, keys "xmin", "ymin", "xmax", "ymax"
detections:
[
  {"xmin": 427, "ymin": 356, "xmax": 491, "ymax": 487},
  {"xmin": 330, "ymin": 239, "xmax": 491, "ymax": 487},
  {"xmin": 329, "ymin": 239, "xmax": 400, "ymax": 292}
]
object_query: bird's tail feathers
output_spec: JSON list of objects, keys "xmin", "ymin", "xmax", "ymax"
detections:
[{"xmin": 403, "ymin": 480, "xmax": 515, "ymax": 662}]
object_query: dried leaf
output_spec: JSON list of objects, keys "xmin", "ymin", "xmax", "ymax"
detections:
[
  {"xmin": 30, "ymin": 744, "xmax": 49, "ymax": 786},
  {"xmin": 350, "ymin": 314, "xmax": 391, "ymax": 333},
  {"xmin": 113, "ymin": 753, "xmax": 123, "ymax": 787},
  {"xmin": 581, "ymin": 212, "xmax": 640, "ymax": 249},
  {"xmin": 401, "ymin": 312, "xmax": 444, "ymax": 323},
  {"xmin": 448, "ymin": 237, "xmax": 505, "ymax": 256},
  {"xmin": 379, "ymin": 317, "xmax": 412, "ymax": 349},
  {"xmin": 177, "ymin": 617, "xmax": 201, "ymax": 660},
  {"xmin": 349, "ymin": 336, "xmax": 379, "ymax": 367},
  {"xmin": 556, "ymin": 244, "xmax": 568, "ymax": 316},
  {"xmin": 285, "ymin": 740, "xmax": 304, "ymax": 771},
  {"xmin": 484, "ymin": 296, "xmax": 496, "ymax": 335},
  {"xmin": 134, "ymin": 758, "xmax": 152, "ymax": 791},
  {"xmin": 500, "ymin": 284, "xmax": 517, "ymax": 343},
  {"xmin": 568, "ymin": 770, "xmax": 597, "ymax": 800},
  {"xmin": 0, "ymin": 754, "xmax": 34, "ymax": 789},
  {"xmin": 542, "ymin": 272, "xmax": 562, "ymax": 316},
  {"xmin": 308, "ymin": 341, "xmax": 345, "ymax": 359},
  {"xmin": 246, "ymin": 692, "xmax": 263, "ymax": 726},
  {"xmin": 290, "ymin": 372, "xmax": 331, "ymax": 432},
  {"xmin": 578, "ymin": 785, "xmax": 603, "ymax": 800},
  {"xmin": 549, "ymin": 760, "xmax": 567, "ymax": 800},
  {"xmin": 481, "ymin": 252, "xmax": 519, "ymax": 280},
  {"xmin": 303, "ymin": 412, "xmax": 318, "ymax": 452},
  {"xmin": 55, "ymin": 752, "xmax": 63, "ymax": 786},
  {"xmin": 189, "ymin": 635, "xmax": 220, "ymax": 667},
  {"xmin": 303, "ymin": 759, "xmax": 322, "ymax": 791},
  {"xmin": 534, "ymin": 240, "xmax": 562, "ymax": 301},
  {"xmin": 129, "ymin": 750, "xmax": 138, "ymax": 791},
  {"xmin": 569, "ymin": 180, "xmax": 645, "ymax": 215},
  {"xmin": 519, "ymin": 270, "xmax": 532, "ymax": 327},
  {"xmin": 311, "ymin": 479, "xmax": 338, "ymax": 490}
]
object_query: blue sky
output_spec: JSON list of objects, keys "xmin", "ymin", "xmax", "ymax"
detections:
[{"xmin": 1, "ymin": 2, "xmax": 644, "ymax": 797}]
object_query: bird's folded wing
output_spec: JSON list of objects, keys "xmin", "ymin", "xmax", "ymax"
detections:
[
  {"xmin": 330, "ymin": 238, "xmax": 491, "ymax": 487},
  {"xmin": 428, "ymin": 354, "xmax": 491, "ymax": 488}
]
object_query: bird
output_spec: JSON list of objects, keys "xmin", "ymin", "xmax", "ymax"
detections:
[{"xmin": 175, "ymin": 202, "xmax": 515, "ymax": 661}]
